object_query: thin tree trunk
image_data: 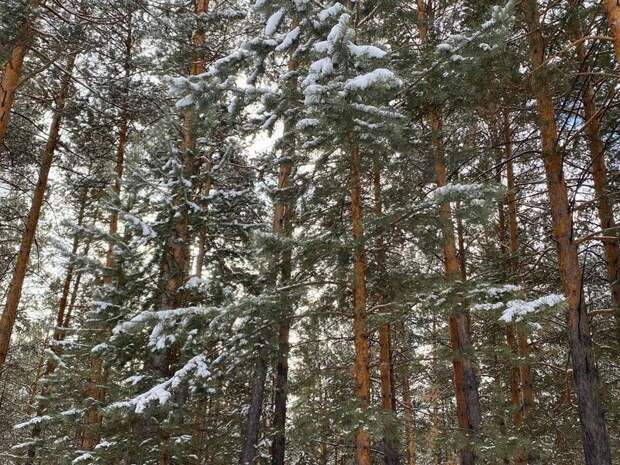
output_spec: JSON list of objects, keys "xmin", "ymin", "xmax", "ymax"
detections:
[
  {"xmin": 502, "ymin": 113, "xmax": 533, "ymax": 465},
  {"xmin": 432, "ymin": 111, "xmax": 482, "ymax": 465},
  {"xmin": 53, "ymin": 189, "xmax": 88, "ymax": 343},
  {"xmin": 349, "ymin": 135, "xmax": 371, "ymax": 465},
  {"xmin": 240, "ymin": 353, "xmax": 268, "ymax": 465},
  {"xmin": 81, "ymin": 21, "xmax": 133, "ymax": 446},
  {"xmin": 605, "ymin": 0, "xmax": 620, "ymax": 65},
  {"xmin": 399, "ymin": 323, "xmax": 417, "ymax": 465},
  {"xmin": 519, "ymin": 1, "xmax": 611, "ymax": 464},
  {"xmin": 373, "ymin": 163, "xmax": 399, "ymax": 465},
  {"xmin": 0, "ymin": 0, "xmax": 44, "ymax": 147},
  {"xmin": 270, "ymin": 39, "xmax": 299, "ymax": 465},
  {"xmin": 568, "ymin": 5, "xmax": 620, "ymax": 342},
  {"xmin": 415, "ymin": 2, "xmax": 482, "ymax": 462},
  {"xmin": 0, "ymin": 52, "xmax": 76, "ymax": 369},
  {"xmin": 81, "ymin": 100, "xmax": 129, "ymax": 452}
]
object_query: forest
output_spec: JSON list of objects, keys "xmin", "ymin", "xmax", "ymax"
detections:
[{"xmin": 0, "ymin": 0, "xmax": 619, "ymax": 464}]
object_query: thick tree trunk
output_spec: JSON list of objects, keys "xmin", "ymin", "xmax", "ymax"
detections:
[
  {"xmin": 349, "ymin": 136, "xmax": 371, "ymax": 465},
  {"xmin": 568, "ymin": 8, "xmax": 620, "ymax": 342},
  {"xmin": 432, "ymin": 112, "xmax": 482, "ymax": 465},
  {"xmin": 519, "ymin": 1, "xmax": 612, "ymax": 464},
  {"xmin": 0, "ymin": 53, "xmax": 76, "ymax": 369},
  {"xmin": 0, "ymin": 0, "xmax": 44, "ymax": 147},
  {"xmin": 605, "ymin": 0, "xmax": 620, "ymax": 65}
]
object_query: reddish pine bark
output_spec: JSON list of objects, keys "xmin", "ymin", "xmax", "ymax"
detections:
[
  {"xmin": 0, "ymin": 0, "xmax": 45, "ymax": 146},
  {"xmin": 568, "ymin": 7, "xmax": 620, "ymax": 342},
  {"xmin": 372, "ymin": 164, "xmax": 400, "ymax": 465},
  {"xmin": 605, "ymin": 0, "xmax": 620, "ymax": 65},
  {"xmin": 519, "ymin": 1, "xmax": 611, "ymax": 463},
  {"xmin": 349, "ymin": 135, "xmax": 372, "ymax": 465},
  {"xmin": 0, "ymin": 53, "xmax": 76, "ymax": 369}
]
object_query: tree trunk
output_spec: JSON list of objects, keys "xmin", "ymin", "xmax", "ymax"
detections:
[
  {"xmin": 81, "ymin": 20, "xmax": 134, "ymax": 445},
  {"xmin": 502, "ymin": 113, "xmax": 534, "ymax": 465},
  {"xmin": 373, "ymin": 163, "xmax": 400, "ymax": 465},
  {"xmin": 0, "ymin": 0, "xmax": 44, "ymax": 147},
  {"xmin": 519, "ymin": 1, "xmax": 612, "ymax": 464},
  {"xmin": 349, "ymin": 135, "xmax": 371, "ymax": 465},
  {"xmin": 605, "ymin": 0, "xmax": 620, "ymax": 65},
  {"xmin": 414, "ymin": 2, "xmax": 481, "ymax": 461},
  {"xmin": 81, "ymin": 99, "xmax": 129, "ymax": 452},
  {"xmin": 568, "ymin": 5, "xmax": 620, "ymax": 342},
  {"xmin": 432, "ymin": 111, "xmax": 482, "ymax": 465},
  {"xmin": 399, "ymin": 323, "xmax": 417, "ymax": 465},
  {"xmin": 240, "ymin": 353, "xmax": 268, "ymax": 465},
  {"xmin": 0, "ymin": 52, "xmax": 76, "ymax": 369}
]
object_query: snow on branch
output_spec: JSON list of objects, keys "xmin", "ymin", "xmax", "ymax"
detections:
[
  {"xmin": 500, "ymin": 294, "xmax": 565, "ymax": 322},
  {"xmin": 109, "ymin": 354, "xmax": 210, "ymax": 414}
]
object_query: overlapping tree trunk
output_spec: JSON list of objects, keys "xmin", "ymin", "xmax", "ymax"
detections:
[
  {"xmin": 414, "ymin": 3, "xmax": 482, "ymax": 462},
  {"xmin": 568, "ymin": 5, "xmax": 620, "ymax": 342},
  {"xmin": 0, "ymin": 52, "xmax": 76, "ymax": 370},
  {"xmin": 500, "ymin": 113, "xmax": 534, "ymax": 465},
  {"xmin": 372, "ymin": 163, "xmax": 400, "ymax": 465},
  {"xmin": 270, "ymin": 50, "xmax": 298, "ymax": 465},
  {"xmin": 519, "ymin": 1, "xmax": 611, "ymax": 464}
]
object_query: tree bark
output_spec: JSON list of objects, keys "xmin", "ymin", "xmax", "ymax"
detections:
[
  {"xmin": 240, "ymin": 353, "xmax": 268, "ymax": 465},
  {"xmin": 432, "ymin": 111, "xmax": 482, "ymax": 465},
  {"xmin": 0, "ymin": 0, "xmax": 44, "ymax": 147},
  {"xmin": 605, "ymin": 0, "xmax": 620, "ymax": 65},
  {"xmin": 270, "ymin": 56, "xmax": 297, "ymax": 465},
  {"xmin": 0, "ymin": 52, "xmax": 76, "ymax": 369},
  {"xmin": 399, "ymin": 323, "xmax": 417, "ymax": 465},
  {"xmin": 519, "ymin": 1, "xmax": 612, "ymax": 464},
  {"xmin": 568, "ymin": 5, "xmax": 620, "ymax": 342},
  {"xmin": 349, "ymin": 135, "xmax": 372, "ymax": 465},
  {"xmin": 373, "ymin": 163, "xmax": 400, "ymax": 465}
]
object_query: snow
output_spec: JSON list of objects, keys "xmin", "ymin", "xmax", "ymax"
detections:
[
  {"xmin": 344, "ymin": 68, "xmax": 402, "ymax": 92},
  {"xmin": 317, "ymin": 3, "xmax": 346, "ymax": 24},
  {"xmin": 275, "ymin": 26, "xmax": 300, "ymax": 51},
  {"xmin": 348, "ymin": 44, "xmax": 387, "ymax": 59},
  {"xmin": 265, "ymin": 8, "xmax": 285, "ymax": 37},
  {"xmin": 73, "ymin": 453, "xmax": 94, "ymax": 463},
  {"xmin": 296, "ymin": 118, "xmax": 320, "ymax": 129},
  {"xmin": 110, "ymin": 354, "xmax": 211, "ymax": 413},
  {"xmin": 500, "ymin": 294, "xmax": 565, "ymax": 322}
]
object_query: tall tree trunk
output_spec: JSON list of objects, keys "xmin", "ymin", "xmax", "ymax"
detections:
[
  {"xmin": 240, "ymin": 353, "xmax": 268, "ymax": 465},
  {"xmin": 81, "ymin": 96, "xmax": 129, "ymax": 452},
  {"xmin": 349, "ymin": 135, "xmax": 372, "ymax": 465},
  {"xmin": 519, "ymin": 1, "xmax": 611, "ymax": 464},
  {"xmin": 415, "ymin": 3, "xmax": 481, "ymax": 462},
  {"xmin": 399, "ymin": 323, "xmax": 417, "ymax": 465},
  {"xmin": 81, "ymin": 19, "xmax": 134, "ymax": 447},
  {"xmin": 0, "ymin": 0, "xmax": 44, "ymax": 147},
  {"xmin": 373, "ymin": 163, "xmax": 399, "ymax": 465},
  {"xmin": 432, "ymin": 111, "xmax": 482, "ymax": 465},
  {"xmin": 568, "ymin": 5, "xmax": 620, "ymax": 342},
  {"xmin": 270, "ymin": 52, "xmax": 298, "ymax": 465},
  {"xmin": 0, "ymin": 52, "xmax": 76, "ymax": 369},
  {"xmin": 501, "ymin": 113, "xmax": 534, "ymax": 465},
  {"xmin": 605, "ymin": 0, "xmax": 620, "ymax": 65}
]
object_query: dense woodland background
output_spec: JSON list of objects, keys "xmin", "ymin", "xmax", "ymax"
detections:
[{"xmin": 0, "ymin": 1, "xmax": 619, "ymax": 465}]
